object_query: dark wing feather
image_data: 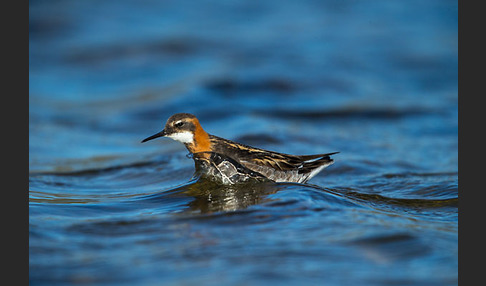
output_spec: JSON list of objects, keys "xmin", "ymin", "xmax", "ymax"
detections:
[{"xmin": 210, "ymin": 135, "xmax": 338, "ymax": 173}]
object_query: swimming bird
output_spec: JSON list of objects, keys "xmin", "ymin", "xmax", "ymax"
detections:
[{"xmin": 141, "ymin": 113, "xmax": 338, "ymax": 184}]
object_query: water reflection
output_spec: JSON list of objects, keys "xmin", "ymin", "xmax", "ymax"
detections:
[{"xmin": 178, "ymin": 178, "xmax": 281, "ymax": 214}]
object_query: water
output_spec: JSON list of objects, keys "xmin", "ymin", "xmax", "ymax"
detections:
[{"xmin": 29, "ymin": 0, "xmax": 458, "ymax": 285}]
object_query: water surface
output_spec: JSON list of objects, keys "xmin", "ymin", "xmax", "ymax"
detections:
[{"xmin": 29, "ymin": 0, "xmax": 458, "ymax": 285}]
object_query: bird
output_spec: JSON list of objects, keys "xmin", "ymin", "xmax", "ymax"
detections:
[{"xmin": 141, "ymin": 113, "xmax": 338, "ymax": 184}]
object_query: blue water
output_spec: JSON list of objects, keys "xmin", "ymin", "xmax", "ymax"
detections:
[{"xmin": 29, "ymin": 0, "xmax": 458, "ymax": 285}]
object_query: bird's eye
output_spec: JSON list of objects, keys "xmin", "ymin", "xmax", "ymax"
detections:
[{"xmin": 174, "ymin": 121, "xmax": 184, "ymax": 127}]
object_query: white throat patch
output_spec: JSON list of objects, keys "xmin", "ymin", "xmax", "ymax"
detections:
[{"xmin": 166, "ymin": 131, "xmax": 194, "ymax": 144}]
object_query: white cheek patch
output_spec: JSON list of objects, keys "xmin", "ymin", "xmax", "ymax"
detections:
[{"xmin": 167, "ymin": 131, "xmax": 194, "ymax": 144}]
